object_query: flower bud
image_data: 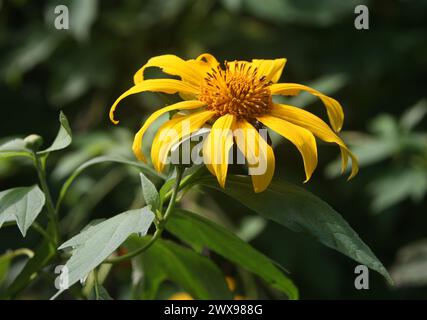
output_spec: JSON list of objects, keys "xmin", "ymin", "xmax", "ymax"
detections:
[{"xmin": 24, "ymin": 134, "xmax": 43, "ymax": 152}]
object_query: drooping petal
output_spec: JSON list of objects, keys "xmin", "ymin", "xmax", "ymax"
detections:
[
  {"xmin": 203, "ymin": 114, "xmax": 236, "ymax": 188},
  {"xmin": 233, "ymin": 120, "xmax": 275, "ymax": 193},
  {"xmin": 257, "ymin": 115, "xmax": 318, "ymax": 182},
  {"xmin": 271, "ymin": 103, "xmax": 358, "ymax": 179},
  {"xmin": 133, "ymin": 54, "xmax": 206, "ymax": 87},
  {"xmin": 110, "ymin": 79, "xmax": 200, "ymax": 124},
  {"xmin": 151, "ymin": 110, "xmax": 215, "ymax": 172},
  {"xmin": 132, "ymin": 100, "xmax": 206, "ymax": 162},
  {"xmin": 251, "ymin": 58, "xmax": 287, "ymax": 83},
  {"xmin": 270, "ymin": 83, "xmax": 344, "ymax": 132},
  {"xmin": 196, "ymin": 53, "xmax": 220, "ymax": 67}
]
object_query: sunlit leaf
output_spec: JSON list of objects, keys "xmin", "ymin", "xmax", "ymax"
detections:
[
  {"xmin": 0, "ymin": 185, "xmax": 45, "ymax": 237},
  {"xmin": 38, "ymin": 112, "xmax": 72, "ymax": 154},
  {"xmin": 56, "ymin": 207, "xmax": 154, "ymax": 296}
]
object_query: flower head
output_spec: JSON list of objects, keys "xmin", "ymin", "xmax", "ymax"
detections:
[{"xmin": 110, "ymin": 54, "xmax": 358, "ymax": 192}]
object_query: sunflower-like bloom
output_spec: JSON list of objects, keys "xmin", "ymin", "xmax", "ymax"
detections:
[{"xmin": 110, "ymin": 54, "xmax": 358, "ymax": 192}]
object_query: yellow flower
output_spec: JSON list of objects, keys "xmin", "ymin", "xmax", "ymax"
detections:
[
  {"xmin": 168, "ymin": 292, "xmax": 193, "ymax": 300},
  {"xmin": 110, "ymin": 54, "xmax": 358, "ymax": 192}
]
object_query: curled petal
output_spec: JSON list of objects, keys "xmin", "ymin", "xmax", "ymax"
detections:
[
  {"xmin": 132, "ymin": 100, "xmax": 206, "ymax": 162},
  {"xmin": 110, "ymin": 79, "xmax": 199, "ymax": 124},
  {"xmin": 133, "ymin": 54, "xmax": 205, "ymax": 87},
  {"xmin": 196, "ymin": 53, "xmax": 220, "ymax": 67},
  {"xmin": 271, "ymin": 103, "xmax": 358, "ymax": 179},
  {"xmin": 251, "ymin": 58, "xmax": 287, "ymax": 83},
  {"xmin": 270, "ymin": 83, "xmax": 344, "ymax": 132}
]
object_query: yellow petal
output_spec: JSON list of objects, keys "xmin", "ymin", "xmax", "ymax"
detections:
[
  {"xmin": 271, "ymin": 103, "xmax": 358, "ymax": 179},
  {"xmin": 151, "ymin": 110, "xmax": 215, "ymax": 172},
  {"xmin": 257, "ymin": 115, "xmax": 318, "ymax": 182},
  {"xmin": 168, "ymin": 292, "xmax": 193, "ymax": 300},
  {"xmin": 203, "ymin": 114, "xmax": 236, "ymax": 188},
  {"xmin": 110, "ymin": 79, "xmax": 200, "ymax": 124},
  {"xmin": 196, "ymin": 53, "xmax": 220, "ymax": 67},
  {"xmin": 270, "ymin": 83, "xmax": 344, "ymax": 132},
  {"xmin": 132, "ymin": 100, "xmax": 206, "ymax": 162},
  {"xmin": 133, "ymin": 54, "xmax": 205, "ymax": 87},
  {"xmin": 251, "ymin": 58, "xmax": 287, "ymax": 83},
  {"xmin": 233, "ymin": 120, "xmax": 275, "ymax": 193}
]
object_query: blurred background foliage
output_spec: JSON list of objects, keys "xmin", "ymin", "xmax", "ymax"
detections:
[{"xmin": 0, "ymin": 0, "xmax": 426, "ymax": 299}]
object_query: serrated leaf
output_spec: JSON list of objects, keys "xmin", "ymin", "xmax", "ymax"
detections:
[
  {"xmin": 126, "ymin": 235, "xmax": 232, "ymax": 300},
  {"xmin": 166, "ymin": 210, "xmax": 298, "ymax": 299},
  {"xmin": 368, "ymin": 167, "xmax": 427, "ymax": 212},
  {"xmin": 0, "ymin": 185, "xmax": 45, "ymax": 237},
  {"xmin": 200, "ymin": 175, "xmax": 392, "ymax": 284},
  {"xmin": 56, "ymin": 207, "xmax": 154, "ymax": 295},
  {"xmin": 38, "ymin": 112, "xmax": 72, "ymax": 154},
  {"xmin": 139, "ymin": 173, "xmax": 160, "ymax": 211}
]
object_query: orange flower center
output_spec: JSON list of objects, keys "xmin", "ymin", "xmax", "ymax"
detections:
[{"xmin": 199, "ymin": 62, "xmax": 272, "ymax": 119}]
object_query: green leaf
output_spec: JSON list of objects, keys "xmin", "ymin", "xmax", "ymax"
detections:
[
  {"xmin": 126, "ymin": 235, "xmax": 232, "ymax": 300},
  {"xmin": 0, "ymin": 139, "xmax": 33, "ymax": 159},
  {"xmin": 70, "ymin": 0, "xmax": 99, "ymax": 42},
  {"xmin": 139, "ymin": 173, "xmax": 160, "ymax": 211},
  {"xmin": 200, "ymin": 175, "xmax": 392, "ymax": 284},
  {"xmin": 166, "ymin": 210, "xmax": 299, "ymax": 299},
  {"xmin": 56, "ymin": 207, "xmax": 155, "ymax": 295},
  {"xmin": 0, "ymin": 185, "xmax": 45, "ymax": 237},
  {"xmin": 368, "ymin": 166, "xmax": 427, "ymax": 213},
  {"xmin": 38, "ymin": 112, "xmax": 72, "ymax": 154},
  {"xmin": 400, "ymin": 99, "xmax": 427, "ymax": 131}
]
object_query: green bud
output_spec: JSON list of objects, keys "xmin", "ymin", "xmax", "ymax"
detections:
[{"xmin": 24, "ymin": 134, "xmax": 44, "ymax": 151}]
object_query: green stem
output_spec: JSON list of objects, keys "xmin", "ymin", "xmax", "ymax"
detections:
[
  {"xmin": 34, "ymin": 153, "xmax": 59, "ymax": 244},
  {"xmin": 93, "ymin": 269, "xmax": 100, "ymax": 300},
  {"xmin": 105, "ymin": 167, "xmax": 184, "ymax": 264},
  {"xmin": 32, "ymin": 222, "xmax": 56, "ymax": 244}
]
